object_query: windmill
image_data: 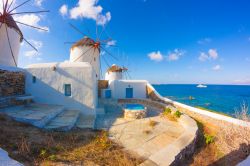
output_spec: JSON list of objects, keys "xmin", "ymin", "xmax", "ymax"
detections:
[
  {"xmin": 105, "ymin": 64, "xmax": 128, "ymax": 81},
  {"xmin": 0, "ymin": 0, "xmax": 49, "ymax": 67},
  {"xmin": 66, "ymin": 23, "xmax": 118, "ymax": 80}
]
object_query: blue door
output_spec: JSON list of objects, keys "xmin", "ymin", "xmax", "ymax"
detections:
[{"xmin": 126, "ymin": 88, "xmax": 133, "ymax": 98}]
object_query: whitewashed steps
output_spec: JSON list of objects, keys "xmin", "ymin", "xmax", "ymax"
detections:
[
  {"xmin": 44, "ymin": 109, "xmax": 80, "ymax": 131},
  {"xmin": 76, "ymin": 114, "xmax": 95, "ymax": 129},
  {"xmin": 3, "ymin": 104, "xmax": 65, "ymax": 128}
]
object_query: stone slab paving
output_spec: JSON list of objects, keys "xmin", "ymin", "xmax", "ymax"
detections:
[
  {"xmin": 1, "ymin": 104, "xmax": 65, "ymax": 128},
  {"xmin": 44, "ymin": 109, "xmax": 80, "ymax": 131},
  {"xmin": 95, "ymin": 104, "xmax": 185, "ymax": 163},
  {"xmin": 109, "ymin": 116, "xmax": 184, "ymax": 159}
]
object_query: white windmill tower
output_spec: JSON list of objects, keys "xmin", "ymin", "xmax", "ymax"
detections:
[
  {"xmin": 0, "ymin": 0, "xmax": 48, "ymax": 67},
  {"xmin": 66, "ymin": 23, "xmax": 117, "ymax": 80},
  {"xmin": 105, "ymin": 64, "xmax": 128, "ymax": 81}
]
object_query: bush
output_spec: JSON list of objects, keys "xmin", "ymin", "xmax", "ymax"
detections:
[
  {"xmin": 174, "ymin": 110, "xmax": 182, "ymax": 118},
  {"xmin": 163, "ymin": 108, "xmax": 172, "ymax": 115},
  {"xmin": 204, "ymin": 134, "xmax": 215, "ymax": 145}
]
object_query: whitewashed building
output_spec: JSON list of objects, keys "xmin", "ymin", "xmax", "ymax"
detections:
[{"xmin": 25, "ymin": 62, "xmax": 98, "ymax": 115}]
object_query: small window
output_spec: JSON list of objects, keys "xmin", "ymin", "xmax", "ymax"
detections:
[
  {"xmin": 64, "ymin": 84, "xmax": 71, "ymax": 96},
  {"xmin": 94, "ymin": 57, "xmax": 96, "ymax": 61},
  {"xmin": 32, "ymin": 76, "xmax": 36, "ymax": 83}
]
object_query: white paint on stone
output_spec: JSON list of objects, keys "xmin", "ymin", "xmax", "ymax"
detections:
[
  {"xmin": 109, "ymin": 80, "xmax": 148, "ymax": 99},
  {"xmin": 70, "ymin": 44, "xmax": 100, "ymax": 79},
  {"xmin": 25, "ymin": 62, "xmax": 98, "ymax": 115},
  {"xmin": 0, "ymin": 148, "xmax": 23, "ymax": 166},
  {"xmin": 0, "ymin": 23, "xmax": 22, "ymax": 67},
  {"xmin": 105, "ymin": 70, "xmax": 123, "ymax": 81}
]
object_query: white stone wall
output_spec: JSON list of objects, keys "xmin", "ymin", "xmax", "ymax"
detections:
[
  {"xmin": 109, "ymin": 80, "xmax": 148, "ymax": 99},
  {"xmin": 70, "ymin": 46, "xmax": 100, "ymax": 79},
  {"xmin": 0, "ymin": 24, "xmax": 21, "ymax": 67},
  {"xmin": 25, "ymin": 62, "xmax": 98, "ymax": 115}
]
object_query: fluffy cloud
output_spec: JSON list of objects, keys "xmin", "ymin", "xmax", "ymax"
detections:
[
  {"xmin": 148, "ymin": 51, "xmax": 164, "ymax": 62},
  {"xmin": 208, "ymin": 49, "xmax": 218, "ymax": 60},
  {"xmin": 199, "ymin": 49, "xmax": 218, "ymax": 62},
  {"xmin": 198, "ymin": 38, "xmax": 212, "ymax": 45},
  {"xmin": 167, "ymin": 49, "xmax": 185, "ymax": 61},
  {"xmin": 68, "ymin": 0, "xmax": 111, "ymax": 25},
  {"xmin": 35, "ymin": 0, "xmax": 44, "ymax": 7},
  {"xmin": 24, "ymin": 40, "xmax": 43, "ymax": 58},
  {"xmin": 14, "ymin": 14, "xmax": 49, "ymax": 32},
  {"xmin": 106, "ymin": 40, "xmax": 116, "ymax": 47},
  {"xmin": 212, "ymin": 65, "xmax": 221, "ymax": 71},
  {"xmin": 59, "ymin": 4, "xmax": 68, "ymax": 16}
]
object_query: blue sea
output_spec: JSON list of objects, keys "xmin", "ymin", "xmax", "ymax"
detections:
[{"xmin": 153, "ymin": 84, "xmax": 250, "ymax": 117}]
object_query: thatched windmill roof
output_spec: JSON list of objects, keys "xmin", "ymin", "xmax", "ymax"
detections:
[
  {"xmin": 0, "ymin": 13, "xmax": 23, "ymax": 41},
  {"xmin": 71, "ymin": 37, "xmax": 100, "ymax": 52},
  {"xmin": 107, "ymin": 64, "xmax": 128, "ymax": 73}
]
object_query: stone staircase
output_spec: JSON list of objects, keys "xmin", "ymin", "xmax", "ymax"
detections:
[{"xmin": 0, "ymin": 102, "xmax": 95, "ymax": 131}]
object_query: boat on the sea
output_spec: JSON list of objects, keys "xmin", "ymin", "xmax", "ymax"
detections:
[{"xmin": 197, "ymin": 84, "xmax": 207, "ymax": 88}]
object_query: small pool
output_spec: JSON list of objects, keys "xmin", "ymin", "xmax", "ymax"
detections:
[
  {"xmin": 124, "ymin": 104, "xmax": 147, "ymax": 119},
  {"xmin": 125, "ymin": 104, "xmax": 145, "ymax": 110}
]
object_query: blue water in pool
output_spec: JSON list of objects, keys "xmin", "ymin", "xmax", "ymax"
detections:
[
  {"xmin": 153, "ymin": 84, "xmax": 250, "ymax": 116},
  {"xmin": 125, "ymin": 104, "xmax": 145, "ymax": 110}
]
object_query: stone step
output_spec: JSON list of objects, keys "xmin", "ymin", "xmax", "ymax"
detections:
[
  {"xmin": 44, "ymin": 109, "xmax": 80, "ymax": 131},
  {"xmin": 4, "ymin": 104, "xmax": 65, "ymax": 128},
  {"xmin": 76, "ymin": 114, "xmax": 95, "ymax": 129}
]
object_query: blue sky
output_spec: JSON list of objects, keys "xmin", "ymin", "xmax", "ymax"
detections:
[{"xmin": 11, "ymin": 0, "xmax": 250, "ymax": 84}]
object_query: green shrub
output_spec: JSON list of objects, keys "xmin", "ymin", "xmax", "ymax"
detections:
[
  {"xmin": 163, "ymin": 108, "xmax": 172, "ymax": 115},
  {"xmin": 174, "ymin": 110, "xmax": 182, "ymax": 118},
  {"xmin": 204, "ymin": 134, "xmax": 215, "ymax": 144}
]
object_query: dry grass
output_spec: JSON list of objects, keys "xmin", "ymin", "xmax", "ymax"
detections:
[
  {"xmin": 0, "ymin": 113, "xmax": 144, "ymax": 166},
  {"xmin": 186, "ymin": 113, "xmax": 250, "ymax": 166},
  {"xmin": 148, "ymin": 120, "xmax": 158, "ymax": 127}
]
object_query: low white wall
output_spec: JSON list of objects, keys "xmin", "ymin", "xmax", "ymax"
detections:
[
  {"xmin": 25, "ymin": 62, "xmax": 98, "ymax": 115},
  {"xmin": 110, "ymin": 80, "xmax": 148, "ymax": 99},
  {"xmin": 147, "ymin": 83, "xmax": 250, "ymax": 128}
]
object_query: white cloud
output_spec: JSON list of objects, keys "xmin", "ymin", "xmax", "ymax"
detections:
[
  {"xmin": 208, "ymin": 49, "xmax": 218, "ymax": 60},
  {"xmin": 212, "ymin": 65, "xmax": 221, "ymax": 71},
  {"xmin": 14, "ymin": 14, "xmax": 49, "ymax": 32},
  {"xmin": 23, "ymin": 40, "xmax": 43, "ymax": 58},
  {"xmin": 148, "ymin": 51, "xmax": 164, "ymax": 62},
  {"xmin": 69, "ymin": 0, "xmax": 111, "ymax": 25},
  {"xmin": 198, "ymin": 52, "xmax": 209, "ymax": 62},
  {"xmin": 35, "ymin": 0, "xmax": 44, "ymax": 7},
  {"xmin": 59, "ymin": 4, "xmax": 68, "ymax": 16},
  {"xmin": 234, "ymin": 78, "xmax": 250, "ymax": 85},
  {"xmin": 198, "ymin": 38, "xmax": 211, "ymax": 45},
  {"xmin": 24, "ymin": 50, "xmax": 40, "ymax": 57},
  {"xmin": 199, "ymin": 49, "xmax": 219, "ymax": 62},
  {"xmin": 167, "ymin": 49, "xmax": 185, "ymax": 61},
  {"xmin": 106, "ymin": 40, "xmax": 116, "ymax": 47}
]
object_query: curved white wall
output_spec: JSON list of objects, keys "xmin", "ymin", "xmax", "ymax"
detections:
[
  {"xmin": 70, "ymin": 46, "xmax": 100, "ymax": 79},
  {"xmin": 0, "ymin": 24, "xmax": 21, "ymax": 67},
  {"xmin": 105, "ymin": 71, "xmax": 123, "ymax": 81}
]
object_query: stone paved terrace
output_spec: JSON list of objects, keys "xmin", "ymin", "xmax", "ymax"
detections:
[{"xmin": 95, "ymin": 99, "xmax": 198, "ymax": 165}]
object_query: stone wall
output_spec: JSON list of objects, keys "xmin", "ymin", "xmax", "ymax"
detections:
[
  {"xmin": 98, "ymin": 80, "xmax": 109, "ymax": 97},
  {"xmin": 0, "ymin": 69, "xmax": 25, "ymax": 97}
]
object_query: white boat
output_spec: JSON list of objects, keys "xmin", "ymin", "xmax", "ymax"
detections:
[{"xmin": 197, "ymin": 84, "xmax": 207, "ymax": 88}]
